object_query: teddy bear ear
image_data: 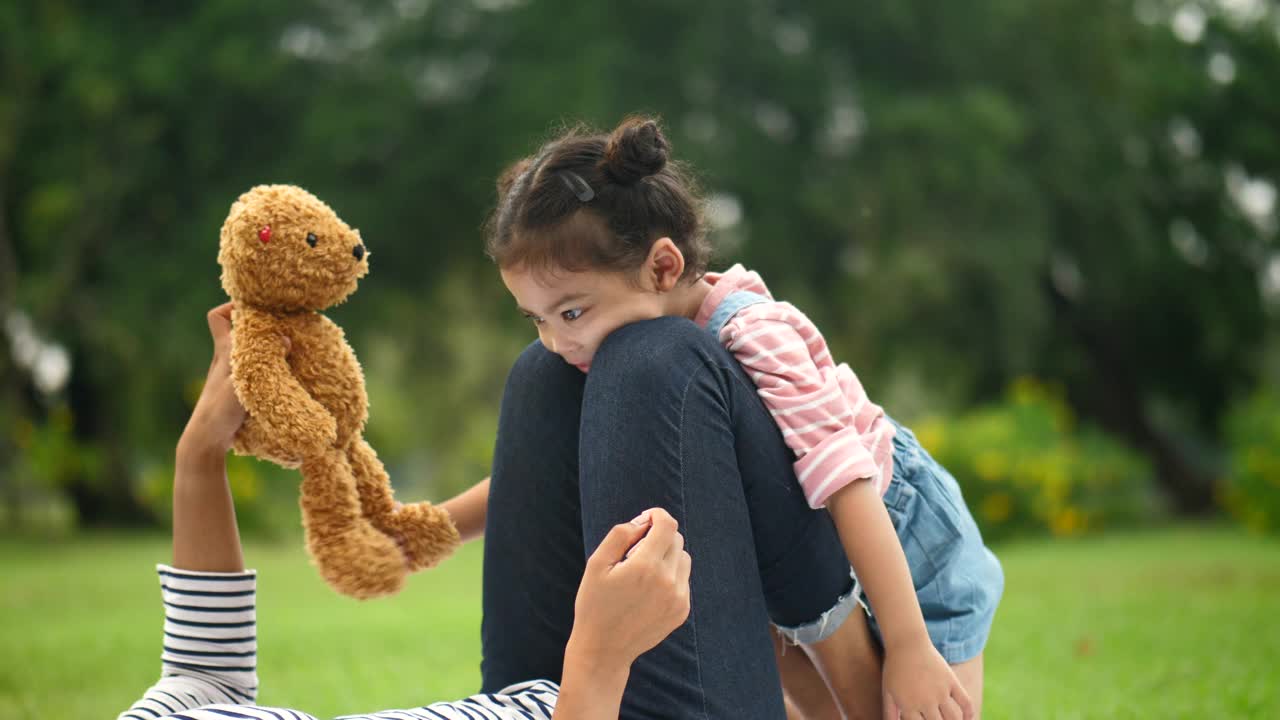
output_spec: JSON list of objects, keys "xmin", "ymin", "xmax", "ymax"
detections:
[{"xmin": 226, "ymin": 191, "xmax": 258, "ymax": 222}]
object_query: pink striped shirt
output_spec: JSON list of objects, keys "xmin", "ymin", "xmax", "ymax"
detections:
[{"xmin": 695, "ymin": 265, "xmax": 895, "ymax": 508}]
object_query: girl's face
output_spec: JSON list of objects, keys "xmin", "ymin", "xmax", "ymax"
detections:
[{"xmin": 500, "ymin": 265, "xmax": 666, "ymax": 374}]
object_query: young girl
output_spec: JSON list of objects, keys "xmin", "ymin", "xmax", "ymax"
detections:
[{"xmin": 482, "ymin": 116, "xmax": 1004, "ymax": 719}]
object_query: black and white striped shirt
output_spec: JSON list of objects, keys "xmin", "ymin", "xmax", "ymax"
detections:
[{"xmin": 118, "ymin": 565, "xmax": 559, "ymax": 720}]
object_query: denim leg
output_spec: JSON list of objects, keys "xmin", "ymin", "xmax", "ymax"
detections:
[
  {"xmin": 480, "ymin": 341, "xmax": 586, "ymax": 693},
  {"xmin": 580, "ymin": 317, "xmax": 852, "ymax": 719},
  {"xmin": 481, "ymin": 320, "xmax": 854, "ymax": 714}
]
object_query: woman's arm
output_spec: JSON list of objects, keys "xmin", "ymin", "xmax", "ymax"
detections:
[
  {"xmin": 551, "ymin": 509, "xmax": 691, "ymax": 720},
  {"xmin": 439, "ymin": 477, "xmax": 489, "ymax": 543},
  {"xmin": 120, "ymin": 303, "xmax": 262, "ymax": 719},
  {"xmin": 172, "ymin": 302, "xmax": 255, "ymax": 572}
]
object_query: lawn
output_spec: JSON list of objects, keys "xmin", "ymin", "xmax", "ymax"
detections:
[{"xmin": 1, "ymin": 526, "xmax": 1277, "ymax": 718}]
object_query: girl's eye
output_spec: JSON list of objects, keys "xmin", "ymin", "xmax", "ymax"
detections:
[
  {"xmin": 562, "ymin": 308, "xmax": 584, "ymax": 322},
  {"xmin": 524, "ymin": 314, "xmax": 544, "ymax": 325},
  {"xmin": 306, "ymin": 232, "xmax": 318, "ymax": 248}
]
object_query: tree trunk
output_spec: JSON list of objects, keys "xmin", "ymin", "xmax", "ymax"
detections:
[{"xmin": 1045, "ymin": 276, "xmax": 1217, "ymax": 515}]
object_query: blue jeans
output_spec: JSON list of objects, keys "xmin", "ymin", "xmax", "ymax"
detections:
[{"xmin": 480, "ymin": 317, "xmax": 854, "ymax": 718}]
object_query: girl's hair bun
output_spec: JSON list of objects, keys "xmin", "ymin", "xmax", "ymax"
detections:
[
  {"xmin": 496, "ymin": 158, "xmax": 532, "ymax": 199},
  {"xmin": 603, "ymin": 117, "xmax": 669, "ymax": 185}
]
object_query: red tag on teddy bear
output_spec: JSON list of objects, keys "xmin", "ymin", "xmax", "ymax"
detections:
[{"xmin": 258, "ymin": 225, "xmax": 272, "ymax": 243}]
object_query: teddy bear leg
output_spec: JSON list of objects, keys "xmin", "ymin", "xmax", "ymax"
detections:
[
  {"xmin": 347, "ymin": 438, "xmax": 461, "ymax": 572},
  {"xmin": 232, "ymin": 415, "xmax": 302, "ymax": 470},
  {"xmin": 298, "ymin": 448, "xmax": 408, "ymax": 599}
]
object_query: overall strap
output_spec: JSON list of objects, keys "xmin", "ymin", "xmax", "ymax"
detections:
[{"xmin": 707, "ymin": 290, "xmax": 772, "ymax": 341}]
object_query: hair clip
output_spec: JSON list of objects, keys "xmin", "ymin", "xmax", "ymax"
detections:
[{"xmin": 557, "ymin": 171, "xmax": 595, "ymax": 202}]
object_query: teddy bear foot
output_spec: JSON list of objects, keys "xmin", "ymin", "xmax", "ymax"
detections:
[
  {"xmin": 380, "ymin": 501, "xmax": 462, "ymax": 573},
  {"xmin": 304, "ymin": 523, "xmax": 409, "ymax": 600}
]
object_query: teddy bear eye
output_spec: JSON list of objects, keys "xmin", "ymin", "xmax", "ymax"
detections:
[{"xmin": 306, "ymin": 232, "xmax": 318, "ymax": 248}]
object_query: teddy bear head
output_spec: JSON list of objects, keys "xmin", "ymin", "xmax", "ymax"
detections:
[{"xmin": 218, "ymin": 185, "xmax": 369, "ymax": 312}]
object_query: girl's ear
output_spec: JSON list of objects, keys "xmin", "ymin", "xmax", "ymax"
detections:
[{"xmin": 645, "ymin": 237, "xmax": 685, "ymax": 293}]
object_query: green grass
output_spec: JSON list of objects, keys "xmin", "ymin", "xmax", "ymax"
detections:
[
  {"xmin": 0, "ymin": 534, "xmax": 487, "ymax": 718},
  {"xmin": 1, "ymin": 526, "xmax": 1278, "ymax": 718}
]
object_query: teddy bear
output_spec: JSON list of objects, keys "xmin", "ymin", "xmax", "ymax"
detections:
[{"xmin": 217, "ymin": 184, "xmax": 460, "ymax": 599}]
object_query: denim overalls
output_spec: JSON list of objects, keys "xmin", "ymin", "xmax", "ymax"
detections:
[{"xmin": 710, "ymin": 290, "xmax": 1004, "ymax": 663}]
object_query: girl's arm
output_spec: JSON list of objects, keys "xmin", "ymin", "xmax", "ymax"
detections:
[
  {"xmin": 720, "ymin": 305, "xmax": 971, "ymax": 716},
  {"xmin": 826, "ymin": 480, "xmax": 973, "ymax": 719},
  {"xmin": 826, "ymin": 480, "xmax": 928, "ymax": 651},
  {"xmin": 439, "ymin": 476, "xmax": 489, "ymax": 543}
]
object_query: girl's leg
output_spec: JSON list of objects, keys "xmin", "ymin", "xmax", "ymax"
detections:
[
  {"xmin": 800, "ymin": 610, "xmax": 884, "ymax": 719},
  {"xmin": 772, "ymin": 630, "xmax": 842, "ymax": 720},
  {"xmin": 952, "ymin": 654, "xmax": 984, "ymax": 716}
]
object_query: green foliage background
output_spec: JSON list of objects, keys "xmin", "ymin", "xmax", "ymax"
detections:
[{"xmin": 3, "ymin": 0, "xmax": 1280, "ymax": 536}]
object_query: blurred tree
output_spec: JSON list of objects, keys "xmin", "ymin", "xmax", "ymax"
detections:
[
  {"xmin": 2, "ymin": 0, "xmax": 1277, "ymax": 525},
  {"xmin": 1, "ymin": 1, "xmax": 319, "ymax": 524}
]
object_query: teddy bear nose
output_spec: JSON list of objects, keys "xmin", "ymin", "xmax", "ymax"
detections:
[{"xmin": 353, "ymin": 244, "xmax": 365, "ymax": 261}]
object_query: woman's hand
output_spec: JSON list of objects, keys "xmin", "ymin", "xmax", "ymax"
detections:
[
  {"xmin": 570, "ymin": 508, "xmax": 692, "ymax": 666},
  {"xmin": 179, "ymin": 302, "xmax": 288, "ymax": 458},
  {"xmin": 882, "ymin": 640, "xmax": 974, "ymax": 720},
  {"xmin": 180, "ymin": 302, "xmax": 246, "ymax": 455},
  {"xmin": 552, "ymin": 508, "xmax": 692, "ymax": 720},
  {"xmin": 172, "ymin": 302, "xmax": 267, "ymax": 572}
]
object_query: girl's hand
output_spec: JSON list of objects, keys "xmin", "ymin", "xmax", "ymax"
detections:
[
  {"xmin": 882, "ymin": 641, "xmax": 974, "ymax": 720},
  {"xmin": 567, "ymin": 508, "xmax": 692, "ymax": 668}
]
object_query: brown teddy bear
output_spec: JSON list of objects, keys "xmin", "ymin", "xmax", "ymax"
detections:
[{"xmin": 217, "ymin": 184, "xmax": 460, "ymax": 599}]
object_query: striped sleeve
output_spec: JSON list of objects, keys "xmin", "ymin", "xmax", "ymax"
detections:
[
  {"xmin": 720, "ymin": 302, "xmax": 895, "ymax": 509},
  {"xmin": 117, "ymin": 564, "xmax": 260, "ymax": 720}
]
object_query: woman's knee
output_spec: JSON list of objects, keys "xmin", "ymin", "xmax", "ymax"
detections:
[
  {"xmin": 591, "ymin": 316, "xmax": 722, "ymax": 389},
  {"xmin": 501, "ymin": 339, "xmax": 586, "ymax": 406},
  {"xmin": 496, "ymin": 340, "xmax": 584, "ymax": 439},
  {"xmin": 506, "ymin": 340, "xmax": 566, "ymax": 386}
]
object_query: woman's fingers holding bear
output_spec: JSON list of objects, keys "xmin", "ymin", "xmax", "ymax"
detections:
[
  {"xmin": 206, "ymin": 301, "xmax": 290, "ymax": 356},
  {"xmin": 206, "ymin": 302, "xmax": 234, "ymax": 352}
]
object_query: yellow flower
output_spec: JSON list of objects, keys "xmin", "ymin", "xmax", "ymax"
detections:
[
  {"xmin": 914, "ymin": 419, "xmax": 945, "ymax": 454},
  {"xmin": 981, "ymin": 493, "xmax": 1013, "ymax": 524},
  {"xmin": 974, "ymin": 451, "xmax": 1007, "ymax": 483},
  {"xmin": 1050, "ymin": 506, "xmax": 1084, "ymax": 537},
  {"xmin": 1009, "ymin": 375, "xmax": 1042, "ymax": 406}
]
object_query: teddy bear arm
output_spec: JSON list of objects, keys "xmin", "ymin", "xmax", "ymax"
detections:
[
  {"xmin": 253, "ymin": 375, "xmax": 337, "ymax": 456},
  {"xmin": 233, "ymin": 332, "xmax": 338, "ymax": 456}
]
